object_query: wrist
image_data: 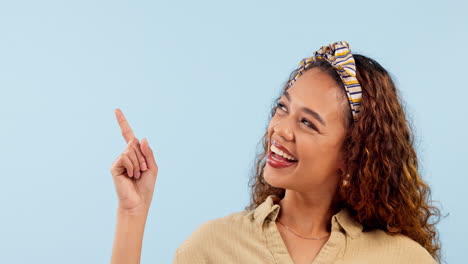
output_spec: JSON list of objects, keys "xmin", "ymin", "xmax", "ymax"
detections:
[{"xmin": 117, "ymin": 204, "xmax": 150, "ymax": 217}]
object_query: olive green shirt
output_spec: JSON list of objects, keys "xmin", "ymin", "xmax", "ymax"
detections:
[{"xmin": 173, "ymin": 195, "xmax": 436, "ymax": 263}]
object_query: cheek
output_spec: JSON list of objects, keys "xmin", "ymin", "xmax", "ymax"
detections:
[
  {"xmin": 297, "ymin": 140, "xmax": 338, "ymax": 172},
  {"xmin": 297, "ymin": 139, "xmax": 319, "ymax": 159}
]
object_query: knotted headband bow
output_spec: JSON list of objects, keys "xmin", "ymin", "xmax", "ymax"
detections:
[{"xmin": 287, "ymin": 41, "xmax": 362, "ymax": 121}]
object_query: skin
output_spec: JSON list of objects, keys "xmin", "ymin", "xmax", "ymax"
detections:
[
  {"xmin": 111, "ymin": 108, "xmax": 158, "ymax": 211},
  {"xmin": 263, "ymin": 67, "xmax": 349, "ymax": 264},
  {"xmin": 110, "ymin": 109, "xmax": 158, "ymax": 264}
]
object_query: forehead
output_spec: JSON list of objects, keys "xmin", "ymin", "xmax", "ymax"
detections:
[{"xmin": 284, "ymin": 68, "xmax": 345, "ymax": 124}]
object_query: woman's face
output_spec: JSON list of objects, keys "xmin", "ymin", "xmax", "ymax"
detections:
[{"xmin": 264, "ymin": 67, "xmax": 349, "ymax": 193}]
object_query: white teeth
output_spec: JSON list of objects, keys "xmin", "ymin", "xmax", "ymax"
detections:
[{"xmin": 270, "ymin": 145, "xmax": 297, "ymax": 161}]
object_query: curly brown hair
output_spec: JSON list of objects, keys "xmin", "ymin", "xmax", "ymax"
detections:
[{"xmin": 246, "ymin": 54, "xmax": 443, "ymax": 262}]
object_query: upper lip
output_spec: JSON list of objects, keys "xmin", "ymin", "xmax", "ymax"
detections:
[{"xmin": 271, "ymin": 139, "xmax": 298, "ymax": 160}]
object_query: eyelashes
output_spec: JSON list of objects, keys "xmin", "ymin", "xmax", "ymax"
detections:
[
  {"xmin": 275, "ymin": 102, "xmax": 318, "ymax": 131},
  {"xmin": 276, "ymin": 102, "xmax": 288, "ymax": 112}
]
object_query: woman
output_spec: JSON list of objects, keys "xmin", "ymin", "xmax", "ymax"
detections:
[{"xmin": 110, "ymin": 41, "xmax": 442, "ymax": 264}]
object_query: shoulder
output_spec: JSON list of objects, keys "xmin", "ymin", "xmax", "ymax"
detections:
[
  {"xmin": 200, "ymin": 210, "xmax": 254, "ymax": 230},
  {"xmin": 188, "ymin": 210, "xmax": 255, "ymax": 239},
  {"xmin": 173, "ymin": 210, "xmax": 257, "ymax": 263},
  {"xmin": 357, "ymin": 229, "xmax": 437, "ymax": 263}
]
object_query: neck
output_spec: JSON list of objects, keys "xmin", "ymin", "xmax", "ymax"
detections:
[{"xmin": 276, "ymin": 188, "xmax": 341, "ymax": 236}]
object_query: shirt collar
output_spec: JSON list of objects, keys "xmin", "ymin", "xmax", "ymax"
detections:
[{"xmin": 253, "ymin": 194, "xmax": 363, "ymax": 239}]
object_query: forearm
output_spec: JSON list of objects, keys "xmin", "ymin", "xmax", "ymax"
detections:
[{"xmin": 111, "ymin": 208, "xmax": 149, "ymax": 264}]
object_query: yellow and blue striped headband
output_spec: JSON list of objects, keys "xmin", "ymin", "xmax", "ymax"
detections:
[{"xmin": 287, "ymin": 41, "xmax": 362, "ymax": 121}]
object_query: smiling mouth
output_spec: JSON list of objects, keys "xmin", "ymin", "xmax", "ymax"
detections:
[
  {"xmin": 267, "ymin": 151, "xmax": 298, "ymax": 169},
  {"xmin": 270, "ymin": 151, "xmax": 298, "ymax": 163},
  {"xmin": 269, "ymin": 141, "xmax": 298, "ymax": 162}
]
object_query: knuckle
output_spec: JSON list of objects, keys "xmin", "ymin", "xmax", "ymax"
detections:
[
  {"xmin": 124, "ymin": 157, "xmax": 132, "ymax": 168},
  {"xmin": 125, "ymin": 145, "xmax": 133, "ymax": 153},
  {"xmin": 133, "ymin": 147, "xmax": 144, "ymax": 158},
  {"xmin": 124, "ymin": 148, "xmax": 134, "ymax": 156},
  {"xmin": 129, "ymin": 138, "xmax": 139, "ymax": 146},
  {"xmin": 132, "ymin": 147, "xmax": 141, "ymax": 156}
]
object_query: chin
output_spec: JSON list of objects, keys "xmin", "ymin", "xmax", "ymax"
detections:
[
  {"xmin": 263, "ymin": 165, "xmax": 293, "ymax": 190},
  {"xmin": 264, "ymin": 165, "xmax": 321, "ymax": 193}
]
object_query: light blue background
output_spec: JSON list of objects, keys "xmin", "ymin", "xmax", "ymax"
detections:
[{"xmin": 0, "ymin": 0, "xmax": 466, "ymax": 263}]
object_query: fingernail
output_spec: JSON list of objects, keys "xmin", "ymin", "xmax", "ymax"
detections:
[
  {"xmin": 136, "ymin": 171, "xmax": 141, "ymax": 178},
  {"xmin": 142, "ymin": 162, "xmax": 147, "ymax": 171}
]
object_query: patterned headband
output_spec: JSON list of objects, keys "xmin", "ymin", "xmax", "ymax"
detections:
[{"xmin": 287, "ymin": 41, "xmax": 362, "ymax": 121}]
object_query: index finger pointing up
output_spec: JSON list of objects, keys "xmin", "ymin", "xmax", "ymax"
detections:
[{"xmin": 114, "ymin": 108, "xmax": 136, "ymax": 143}]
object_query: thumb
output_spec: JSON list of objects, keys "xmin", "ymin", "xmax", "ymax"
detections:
[{"xmin": 141, "ymin": 138, "xmax": 157, "ymax": 171}]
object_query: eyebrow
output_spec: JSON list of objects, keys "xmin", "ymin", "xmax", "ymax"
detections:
[{"xmin": 283, "ymin": 91, "xmax": 327, "ymax": 127}]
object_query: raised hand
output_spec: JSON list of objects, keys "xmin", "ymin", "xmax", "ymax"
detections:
[{"xmin": 110, "ymin": 108, "xmax": 158, "ymax": 213}]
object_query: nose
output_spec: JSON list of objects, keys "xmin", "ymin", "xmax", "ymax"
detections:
[{"xmin": 273, "ymin": 121, "xmax": 294, "ymax": 141}]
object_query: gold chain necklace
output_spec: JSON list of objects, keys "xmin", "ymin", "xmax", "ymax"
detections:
[{"xmin": 276, "ymin": 218, "xmax": 331, "ymax": 240}]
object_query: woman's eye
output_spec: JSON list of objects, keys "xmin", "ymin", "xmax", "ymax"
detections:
[
  {"xmin": 301, "ymin": 118, "xmax": 317, "ymax": 130},
  {"xmin": 276, "ymin": 102, "xmax": 287, "ymax": 112},
  {"xmin": 275, "ymin": 102, "xmax": 317, "ymax": 131}
]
